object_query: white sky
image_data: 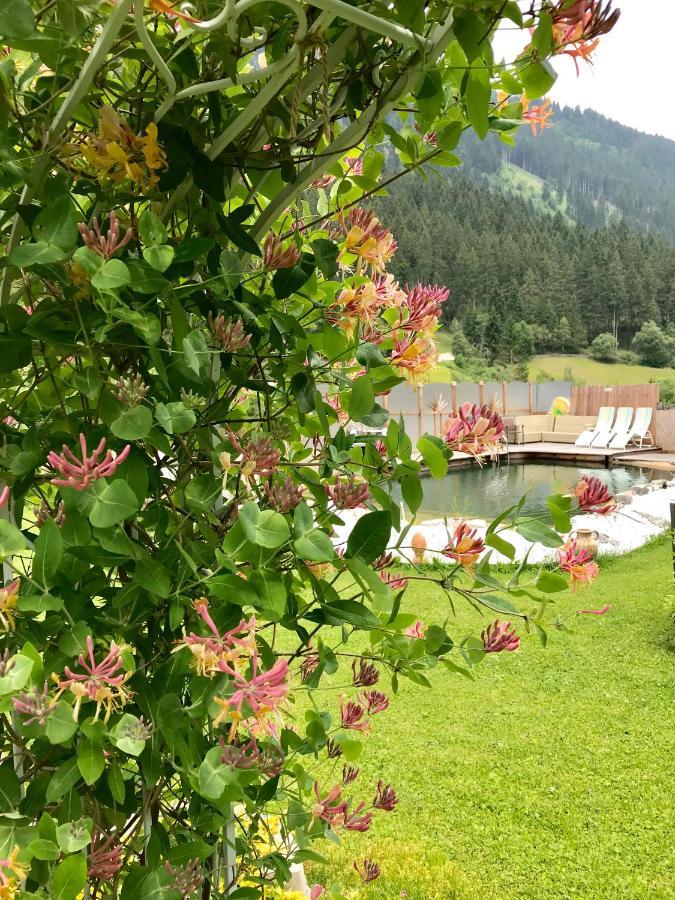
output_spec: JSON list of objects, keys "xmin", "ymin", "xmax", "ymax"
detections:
[{"xmin": 496, "ymin": 0, "xmax": 675, "ymax": 141}]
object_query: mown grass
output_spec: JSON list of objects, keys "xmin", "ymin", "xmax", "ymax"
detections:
[
  {"xmin": 531, "ymin": 354, "xmax": 675, "ymax": 385},
  {"xmin": 308, "ymin": 538, "xmax": 675, "ymax": 899}
]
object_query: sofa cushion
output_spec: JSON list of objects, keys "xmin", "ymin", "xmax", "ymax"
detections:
[
  {"xmin": 513, "ymin": 415, "xmax": 554, "ymax": 431},
  {"xmin": 552, "ymin": 415, "xmax": 595, "ymax": 433},
  {"xmin": 521, "ymin": 432, "xmax": 543, "ymax": 443}
]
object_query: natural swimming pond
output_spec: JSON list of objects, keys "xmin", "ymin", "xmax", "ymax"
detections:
[{"xmin": 400, "ymin": 462, "xmax": 663, "ymax": 521}]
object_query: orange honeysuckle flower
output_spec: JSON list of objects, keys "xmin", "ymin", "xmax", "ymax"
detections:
[
  {"xmin": 148, "ymin": 0, "xmax": 200, "ymax": 22},
  {"xmin": 522, "ymin": 97, "xmax": 554, "ymax": 136}
]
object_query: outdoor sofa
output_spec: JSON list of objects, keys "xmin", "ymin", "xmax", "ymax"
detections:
[{"xmin": 510, "ymin": 414, "xmax": 596, "ymax": 445}]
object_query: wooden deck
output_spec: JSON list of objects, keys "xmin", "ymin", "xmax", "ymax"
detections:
[{"xmin": 448, "ymin": 442, "xmax": 666, "ymax": 469}]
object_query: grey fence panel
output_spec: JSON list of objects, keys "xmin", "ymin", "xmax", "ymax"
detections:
[
  {"xmin": 535, "ymin": 381, "xmax": 571, "ymax": 413},
  {"xmin": 455, "ymin": 383, "xmax": 480, "ymax": 406},
  {"xmin": 509, "ymin": 381, "xmax": 530, "ymax": 412},
  {"xmin": 483, "ymin": 382, "xmax": 502, "ymax": 410}
]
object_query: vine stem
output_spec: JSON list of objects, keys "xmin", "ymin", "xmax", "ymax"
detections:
[{"xmin": 0, "ymin": 0, "xmax": 134, "ymax": 306}]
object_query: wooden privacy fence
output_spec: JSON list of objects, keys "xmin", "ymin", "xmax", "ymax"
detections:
[{"xmin": 570, "ymin": 384, "xmax": 660, "ymax": 416}]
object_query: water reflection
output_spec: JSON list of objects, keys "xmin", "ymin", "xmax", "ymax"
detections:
[{"xmin": 400, "ymin": 462, "xmax": 661, "ymax": 521}]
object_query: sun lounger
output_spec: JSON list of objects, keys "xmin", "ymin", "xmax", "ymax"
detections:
[
  {"xmin": 575, "ymin": 406, "xmax": 614, "ymax": 448},
  {"xmin": 595, "ymin": 406, "xmax": 632, "ymax": 448},
  {"xmin": 626, "ymin": 407, "xmax": 654, "ymax": 449}
]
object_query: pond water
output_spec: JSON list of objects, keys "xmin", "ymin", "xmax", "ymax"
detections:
[{"xmin": 401, "ymin": 462, "xmax": 663, "ymax": 521}]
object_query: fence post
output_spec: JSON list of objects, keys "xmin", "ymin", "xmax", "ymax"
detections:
[
  {"xmin": 528, "ymin": 381, "xmax": 534, "ymax": 414},
  {"xmin": 478, "ymin": 380, "xmax": 485, "ymax": 408},
  {"xmin": 451, "ymin": 381, "xmax": 457, "ymax": 413},
  {"xmin": 502, "ymin": 381, "xmax": 508, "ymax": 415},
  {"xmin": 671, "ymin": 502, "xmax": 675, "ymax": 579},
  {"xmin": 417, "ymin": 384, "xmax": 424, "ymax": 438}
]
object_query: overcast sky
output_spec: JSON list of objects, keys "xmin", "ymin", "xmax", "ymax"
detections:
[{"xmin": 496, "ymin": 0, "xmax": 674, "ymax": 141}]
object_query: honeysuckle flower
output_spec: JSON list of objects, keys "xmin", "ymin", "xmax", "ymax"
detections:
[
  {"xmin": 48, "ymin": 434, "xmax": 131, "ymax": 491},
  {"xmin": 265, "ymin": 476, "xmax": 304, "ymax": 513},
  {"xmin": 310, "ymin": 886, "xmax": 325, "ymax": 900},
  {"xmin": 340, "ymin": 700, "xmax": 370, "ymax": 733},
  {"xmin": 372, "ymin": 552, "xmax": 395, "ymax": 570},
  {"xmin": 174, "ymin": 600, "xmax": 257, "ymax": 677},
  {"xmin": 578, "ymin": 604, "xmax": 611, "ymax": 615},
  {"xmin": 208, "ymin": 314, "xmax": 251, "ymax": 353},
  {"xmin": 12, "ymin": 681, "xmax": 54, "ymax": 726},
  {"xmin": 522, "ymin": 97, "xmax": 554, "ymax": 135},
  {"xmin": 80, "ymin": 106, "xmax": 167, "ymax": 190},
  {"xmin": 326, "ymin": 476, "xmax": 369, "ymax": 510},
  {"xmin": 325, "ymin": 738, "xmax": 343, "ymax": 759},
  {"xmin": 391, "ymin": 334, "xmax": 438, "ymax": 383},
  {"xmin": 214, "ymin": 653, "xmax": 290, "ymax": 739},
  {"xmin": 164, "ymin": 859, "xmax": 203, "ymax": 899},
  {"xmin": 343, "ymin": 802, "xmax": 373, "ymax": 832},
  {"xmin": 88, "ymin": 833, "xmax": 123, "ymax": 880},
  {"xmin": 328, "ymin": 281, "xmax": 383, "ymax": 334},
  {"xmin": 482, "ymin": 620, "xmax": 520, "ymax": 653},
  {"xmin": 301, "ymin": 650, "xmax": 321, "ymax": 683},
  {"xmin": 312, "ymin": 173, "xmax": 336, "ymax": 188},
  {"xmin": 112, "ymin": 374, "xmax": 149, "ymax": 407},
  {"xmin": 0, "ymin": 580, "xmax": 19, "ymax": 631},
  {"xmin": 337, "ymin": 207, "xmax": 397, "ymax": 275},
  {"xmin": 380, "ymin": 570, "xmax": 408, "ymax": 590},
  {"xmin": 325, "ymin": 393, "xmax": 348, "ymax": 424},
  {"xmin": 149, "ymin": 0, "xmax": 200, "ymax": 22},
  {"xmin": 54, "ymin": 637, "xmax": 132, "ymax": 722},
  {"xmin": 359, "ymin": 689, "xmax": 389, "ymax": 715},
  {"xmin": 226, "ymin": 430, "xmax": 281, "ymax": 479},
  {"xmin": 263, "ymin": 233, "xmax": 301, "ymax": 270},
  {"xmin": 373, "ymin": 780, "xmax": 398, "ymax": 811},
  {"xmin": 442, "ymin": 521, "xmax": 485, "ymax": 568},
  {"xmin": 344, "ymin": 156, "xmax": 363, "ymax": 175},
  {"xmin": 558, "ymin": 540, "xmax": 600, "ymax": 590},
  {"xmin": 405, "ymin": 620, "xmax": 427, "ymax": 639},
  {"xmin": 571, "ymin": 476, "xmax": 615, "ymax": 514},
  {"xmin": 372, "ymin": 272, "xmax": 407, "ymax": 307},
  {"xmin": 550, "ymin": 1, "xmax": 619, "ymax": 74},
  {"xmin": 353, "ymin": 858, "xmax": 381, "ymax": 884},
  {"xmin": 352, "ymin": 657, "xmax": 379, "ymax": 687},
  {"xmin": 78, "ymin": 211, "xmax": 132, "ymax": 259},
  {"xmin": 444, "ymin": 403, "xmax": 505, "ymax": 457},
  {"xmin": 0, "ymin": 485, "xmax": 9, "ymax": 508},
  {"xmin": 342, "ymin": 764, "xmax": 360, "ymax": 785},
  {"xmin": 400, "ymin": 283, "xmax": 449, "ymax": 331},
  {"xmin": 312, "ymin": 783, "xmax": 347, "ymax": 827},
  {"xmin": 0, "ymin": 847, "xmax": 27, "ymax": 897}
]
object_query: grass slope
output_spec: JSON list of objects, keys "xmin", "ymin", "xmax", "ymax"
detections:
[
  {"xmin": 531, "ymin": 354, "xmax": 675, "ymax": 385},
  {"xmin": 310, "ymin": 539, "xmax": 675, "ymax": 899}
]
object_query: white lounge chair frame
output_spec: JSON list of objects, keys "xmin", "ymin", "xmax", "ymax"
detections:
[
  {"xmin": 575, "ymin": 406, "xmax": 615, "ymax": 448},
  {"xmin": 595, "ymin": 406, "xmax": 632, "ymax": 449},
  {"xmin": 626, "ymin": 407, "xmax": 654, "ymax": 449}
]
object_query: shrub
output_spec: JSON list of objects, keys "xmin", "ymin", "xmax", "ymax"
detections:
[
  {"xmin": 632, "ymin": 320, "xmax": 671, "ymax": 367},
  {"xmin": 590, "ymin": 332, "xmax": 619, "ymax": 362}
]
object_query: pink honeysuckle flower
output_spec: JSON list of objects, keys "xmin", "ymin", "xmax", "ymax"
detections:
[
  {"xmin": 442, "ymin": 521, "xmax": 485, "ymax": 568},
  {"xmin": 325, "ymin": 393, "xmax": 348, "ymax": 424},
  {"xmin": 300, "ymin": 650, "xmax": 321, "ymax": 683},
  {"xmin": 326, "ymin": 738, "xmax": 343, "ymax": 759},
  {"xmin": 164, "ymin": 858, "xmax": 203, "ymax": 898},
  {"xmin": 391, "ymin": 333, "xmax": 438, "ymax": 384},
  {"xmin": 78, "ymin": 211, "xmax": 132, "ymax": 259},
  {"xmin": 343, "ymin": 802, "xmax": 373, "ymax": 832},
  {"xmin": 214, "ymin": 651, "xmax": 290, "ymax": 740},
  {"xmin": 340, "ymin": 700, "xmax": 370, "ymax": 733},
  {"xmin": 208, "ymin": 314, "xmax": 251, "ymax": 353},
  {"xmin": 0, "ymin": 485, "xmax": 9, "ymax": 508},
  {"xmin": 577, "ymin": 604, "xmax": 611, "ymax": 615},
  {"xmin": 312, "ymin": 782, "xmax": 348, "ymax": 827},
  {"xmin": 54, "ymin": 636, "xmax": 132, "ymax": 721},
  {"xmin": 352, "ymin": 657, "xmax": 379, "ymax": 687},
  {"xmin": 342, "ymin": 764, "xmax": 360, "ymax": 785},
  {"xmin": 401, "ymin": 283, "xmax": 449, "ymax": 332},
  {"xmin": 353, "ymin": 858, "xmax": 381, "ymax": 884},
  {"xmin": 481, "ymin": 620, "xmax": 520, "ymax": 653},
  {"xmin": 344, "ymin": 156, "xmax": 363, "ymax": 175},
  {"xmin": 262, "ymin": 233, "xmax": 301, "ymax": 270},
  {"xmin": 358, "ymin": 689, "xmax": 389, "ymax": 715},
  {"xmin": 444, "ymin": 403, "xmax": 505, "ymax": 457},
  {"xmin": 373, "ymin": 780, "xmax": 398, "ymax": 811},
  {"xmin": 88, "ymin": 832, "xmax": 123, "ymax": 880},
  {"xmin": 174, "ymin": 599, "xmax": 257, "ymax": 677},
  {"xmin": 265, "ymin": 476, "xmax": 304, "ymax": 513},
  {"xmin": 0, "ymin": 579, "xmax": 20, "ymax": 632},
  {"xmin": 558, "ymin": 540, "xmax": 600, "ymax": 590},
  {"xmin": 226, "ymin": 429, "xmax": 281, "ymax": 479},
  {"xmin": 0, "ymin": 847, "xmax": 27, "ymax": 894},
  {"xmin": 405, "ymin": 620, "xmax": 427, "ymax": 639},
  {"xmin": 48, "ymin": 434, "xmax": 131, "ymax": 491},
  {"xmin": 371, "ymin": 551, "xmax": 395, "ymax": 570},
  {"xmin": 310, "ymin": 886, "xmax": 326, "ymax": 900},
  {"xmin": 571, "ymin": 475, "xmax": 616, "ymax": 515},
  {"xmin": 312, "ymin": 173, "xmax": 336, "ymax": 189},
  {"xmin": 337, "ymin": 207, "xmax": 397, "ymax": 276},
  {"xmin": 326, "ymin": 476, "xmax": 370, "ymax": 510},
  {"xmin": 380, "ymin": 570, "xmax": 408, "ymax": 590},
  {"xmin": 12, "ymin": 681, "xmax": 54, "ymax": 726}
]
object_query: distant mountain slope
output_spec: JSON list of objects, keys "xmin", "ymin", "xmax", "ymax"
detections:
[{"xmin": 458, "ymin": 104, "xmax": 675, "ymax": 234}]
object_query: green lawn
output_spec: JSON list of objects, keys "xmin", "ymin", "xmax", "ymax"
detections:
[
  {"xmin": 309, "ymin": 539, "xmax": 675, "ymax": 899},
  {"xmin": 531, "ymin": 354, "xmax": 675, "ymax": 385}
]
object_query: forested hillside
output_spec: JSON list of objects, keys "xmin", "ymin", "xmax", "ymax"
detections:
[{"xmin": 376, "ymin": 106, "xmax": 675, "ymax": 363}]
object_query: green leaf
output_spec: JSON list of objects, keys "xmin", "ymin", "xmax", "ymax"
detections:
[
  {"xmin": 198, "ymin": 746, "xmax": 237, "ymax": 800},
  {"xmin": 46, "ymin": 701, "xmax": 78, "ymax": 745},
  {"xmin": 155, "ymin": 402, "xmax": 196, "ymax": 434},
  {"xmin": 10, "ymin": 241, "xmax": 66, "ymax": 267},
  {"xmin": 516, "ymin": 520, "xmax": 563, "ymax": 548},
  {"xmin": 34, "ymin": 196, "xmax": 79, "ymax": 251},
  {"xmin": 271, "ymin": 254, "xmax": 315, "ymax": 299},
  {"xmin": 294, "ymin": 530, "xmax": 334, "ymax": 562},
  {"xmin": 0, "ymin": 519, "xmax": 27, "ymax": 561},
  {"xmin": 484, "ymin": 531, "xmax": 516, "ymax": 560},
  {"xmin": 220, "ymin": 249, "xmax": 243, "ymax": 291},
  {"xmin": 310, "ymin": 239, "xmax": 339, "ymax": 278},
  {"xmin": 416, "ymin": 436, "xmax": 448, "ymax": 479},
  {"xmin": 453, "ymin": 9, "xmax": 488, "ymax": 61},
  {"xmin": 143, "ymin": 243, "xmax": 174, "ymax": 272},
  {"xmin": 0, "ymin": 653, "xmax": 33, "ymax": 695},
  {"xmin": 249, "ymin": 569, "xmax": 287, "ymax": 621},
  {"xmin": 239, "ymin": 502, "xmax": 290, "ymax": 549},
  {"xmin": 465, "ymin": 66, "xmax": 491, "ymax": 140},
  {"xmin": 348, "ymin": 375, "xmax": 375, "ymax": 422},
  {"xmin": 77, "ymin": 739, "xmax": 104, "ymax": 785},
  {"xmin": 519, "ymin": 59, "xmax": 557, "ymax": 100},
  {"xmin": 28, "ymin": 838, "xmax": 61, "ymax": 860},
  {"xmin": 111, "ymin": 406, "xmax": 153, "ymax": 440},
  {"xmin": 46, "ymin": 758, "xmax": 81, "ymax": 802},
  {"xmin": 107, "ymin": 763, "xmax": 126, "ymax": 803},
  {"xmin": 138, "ymin": 210, "xmax": 167, "ymax": 246},
  {"xmin": 401, "ymin": 474, "xmax": 423, "ymax": 515},
  {"xmin": 88, "ymin": 480, "xmax": 139, "ymax": 528},
  {"xmin": 91, "ymin": 259, "xmax": 130, "ymax": 292},
  {"xmin": 0, "ymin": 764, "xmax": 21, "ymax": 812},
  {"xmin": 0, "ymin": 0, "xmax": 34, "ymax": 38},
  {"xmin": 222, "ymin": 216, "xmax": 261, "ymax": 256},
  {"xmin": 346, "ymin": 511, "xmax": 392, "ymax": 563},
  {"xmin": 32, "ymin": 518, "xmax": 62, "ymax": 588},
  {"xmin": 536, "ymin": 571, "xmax": 569, "ymax": 594},
  {"xmin": 112, "ymin": 714, "xmax": 148, "ymax": 756},
  {"xmin": 173, "ymin": 237, "xmax": 215, "ymax": 264},
  {"xmin": 72, "ymin": 246, "xmax": 104, "ymax": 276},
  {"xmin": 134, "ymin": 559, "xmax": 171, "ymax": 599},
  {"xmin": 547, "ymin": 494, "xmax": 572, "ymax": 533},
  {"xmin": 56, "ymin": 818, "xmax": 93, "ymax": 853},
  {"xmin": 126, "ymin": 259, "xmax": 170, "ymax": 294},
  {"xmin": 183, "ymin": 330, "xmax": 210, "ymax": 376},
  {"xmin": 52, "ymin": 854, "xmax": 87, "ymax": 900}
]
